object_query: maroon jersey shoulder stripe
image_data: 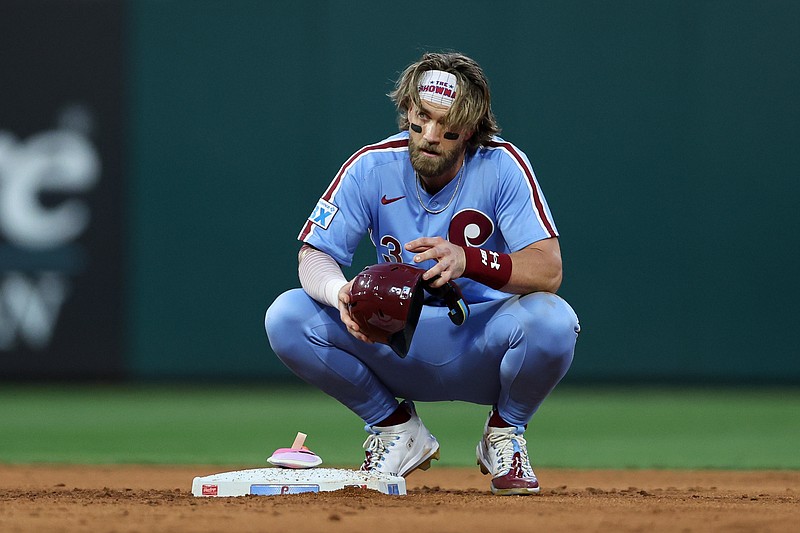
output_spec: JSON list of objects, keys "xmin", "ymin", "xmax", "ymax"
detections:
[
  {"xmin": 298, "ymin": 138, "xmax": 409, "ymax": 242},
  {"xmin": 486, "ymin": 140, "xmax": 557, "ymax": 238}
]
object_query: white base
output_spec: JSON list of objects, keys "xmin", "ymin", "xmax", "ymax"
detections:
[{"xmin": 192, "ymin": 467, "xmax": 406, "ymax": 497}]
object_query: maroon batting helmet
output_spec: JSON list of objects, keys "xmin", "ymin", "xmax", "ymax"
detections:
[{"xmin": 348, "ymin": 263, "xmax": 469, "ymax": 358}]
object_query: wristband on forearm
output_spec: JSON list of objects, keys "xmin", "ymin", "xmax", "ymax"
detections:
[{"xmin": 460, "ymin": 246, "xmax": 512, "ymax": 290}]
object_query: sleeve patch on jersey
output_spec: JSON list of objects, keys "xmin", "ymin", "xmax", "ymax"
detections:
[{"xmin": 308, "ymin": 198, "xmax": 339, "ymax": 230}]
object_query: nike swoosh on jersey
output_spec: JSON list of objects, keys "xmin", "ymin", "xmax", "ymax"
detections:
[{"xmin": 381, "ymin": 195, "xmax": 406, "ymax": 205}]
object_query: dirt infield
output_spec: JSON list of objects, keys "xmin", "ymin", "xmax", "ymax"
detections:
[{"xmin": 1, "ymin": 465, "xmax": 798, "ymax": 532}]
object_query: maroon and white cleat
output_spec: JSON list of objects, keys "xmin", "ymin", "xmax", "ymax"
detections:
[{"xmin": 476, "ymin": 418, "xmax": 540, "ymax": 495}]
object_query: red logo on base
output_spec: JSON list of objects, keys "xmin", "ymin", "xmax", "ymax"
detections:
[{"xmin": 202, "ymin": 484, "xmax": 218, "ymax": 496}]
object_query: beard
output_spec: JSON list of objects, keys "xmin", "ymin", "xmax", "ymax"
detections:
[{"xmin": 408, "ymin": 136, "xmax": 464, "ymax": 179}]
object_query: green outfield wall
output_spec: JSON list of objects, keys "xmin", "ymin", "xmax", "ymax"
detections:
[{"xmin": 3, "ymin": 1, "xmax": 798, "ymax": 383}]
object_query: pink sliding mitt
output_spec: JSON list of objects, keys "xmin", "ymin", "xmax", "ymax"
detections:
[{"xmin": 267, "ymin": 432, "xmax": 323, "ymax": 469}]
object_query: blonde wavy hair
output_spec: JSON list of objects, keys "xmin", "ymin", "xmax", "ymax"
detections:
[{"xmin": 389, "ymin": 52, "xmax": 500, "ymax": 150}]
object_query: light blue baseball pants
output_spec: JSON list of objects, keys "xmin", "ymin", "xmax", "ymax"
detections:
[{"xmin": 265, "ymin": 289, "xmax": 579, "ymax": 429}]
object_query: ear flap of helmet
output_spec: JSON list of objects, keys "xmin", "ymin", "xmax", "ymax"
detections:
[{"xmin": 387, "ymin": 282, "xmax": 426, "ymax": 358}]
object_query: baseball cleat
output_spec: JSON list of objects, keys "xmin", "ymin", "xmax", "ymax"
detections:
[
  {"xmin": 360, "ymin": 400, "xmax": 440, "ymax": 477},
  {"xmin": 476, "ymin": 414, "xmax": 540, "ymax": 496}
]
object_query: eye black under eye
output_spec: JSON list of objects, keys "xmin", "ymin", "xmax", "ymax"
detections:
[{"xmin": 443, "ymin": 132, "xmax": 460, "ymax": 140}]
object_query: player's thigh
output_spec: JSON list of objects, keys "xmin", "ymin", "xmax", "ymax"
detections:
[{"xmin": 379, "ymin": 299, "xmax": 509, "ymax": 403}]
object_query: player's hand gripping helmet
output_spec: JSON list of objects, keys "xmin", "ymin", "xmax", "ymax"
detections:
[{"xmin": 347, "ymin": 263, "xmax": 469, "ymax": 358}]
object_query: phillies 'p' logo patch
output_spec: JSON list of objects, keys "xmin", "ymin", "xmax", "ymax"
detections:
[{"xmin": 308, "ymin": 199, "xmax": 339, "ymax": 229}]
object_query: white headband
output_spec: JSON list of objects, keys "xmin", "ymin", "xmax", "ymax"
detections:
[{"xmin": 417, "ymin": 70, "xmax": 458, "ymax": 107}]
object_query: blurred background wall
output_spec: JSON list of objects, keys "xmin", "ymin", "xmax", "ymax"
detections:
[
  {"xmin": 1, "ymin": 0, "xmax": 798, "ymax": 384},
  {"xmin": 0, "ymin": 0, "xmax": 126, "ymax": 379}
]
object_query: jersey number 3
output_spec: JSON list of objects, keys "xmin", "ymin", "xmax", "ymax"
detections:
[{"xmin": 380, "ymin": 209, "xmax": 495, "ymax": 263}]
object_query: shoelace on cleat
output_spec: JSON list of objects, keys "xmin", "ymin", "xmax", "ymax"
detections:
[
  {"xmin": 360, "ymin": 430, "xmax": 399, "ymax": 471},
  {"xmin": 486, "ymin": 431, "xmax": 534, "ymax": 477}
]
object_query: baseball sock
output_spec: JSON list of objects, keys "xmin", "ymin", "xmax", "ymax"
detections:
[
  {"xmin": 488, "ymin": 409, "xmax": 528, "ymax": 429},
  {"xmin": 488, "ymin": 410, "xmax": 514, "ymax": 428},
  {"xmin": 375, "ymin": 403, "xmax": 412, "ymax": 427}
]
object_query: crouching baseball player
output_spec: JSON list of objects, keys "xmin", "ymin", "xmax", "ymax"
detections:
[{"xmin": 265, "ymin": 52, "xmax": 580, "ymax": 495}]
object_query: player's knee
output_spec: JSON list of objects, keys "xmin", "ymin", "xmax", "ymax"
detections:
[
  {"xmin": 264, "ymin": 289, "xmax": 311, "ymax": 355},
  {"xmin": 519, "ymin": 292, "xmax": 580, "ymax": 357}
]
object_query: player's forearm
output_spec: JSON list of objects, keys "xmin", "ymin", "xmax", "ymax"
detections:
[
  {"xmin": 503, "ymin": 244, "xmax": 563, "ymax": 294},
  {"xmin": 298, "ymin": 244, "xmax": 347, "ymax": 308}
]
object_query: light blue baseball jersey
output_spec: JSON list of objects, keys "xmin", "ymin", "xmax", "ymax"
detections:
[{"xmin": 298, "ymin": 131, "xmax": 559, "ymax": 303}]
